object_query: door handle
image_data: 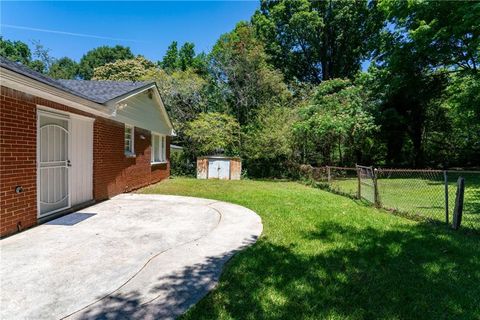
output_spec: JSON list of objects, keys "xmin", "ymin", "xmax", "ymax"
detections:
[{"xmin": 67, "ymin": 160, "xmax": 72, "ymax": 167}]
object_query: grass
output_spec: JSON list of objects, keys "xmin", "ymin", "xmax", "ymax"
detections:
[
  {"xmin": 329, "ymin": 173, "xmax": 480, "ymax": 230},
  {"xmin": 140, "ymin": 178, "xmax": 480, "ymax": 319}
]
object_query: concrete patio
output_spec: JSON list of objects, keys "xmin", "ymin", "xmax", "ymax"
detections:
[{"xmin": 0, "ymin": 194, "xmax": 262, "ymax": 319}]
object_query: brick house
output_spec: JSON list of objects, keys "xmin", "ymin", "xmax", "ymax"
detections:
[{"xmin": 0, "ymin": 57, "xmax": 174, "ymax": 237}]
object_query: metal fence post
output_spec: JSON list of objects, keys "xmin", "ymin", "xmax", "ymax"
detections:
[
  {"xmin": 452, "ymin": 177, "xmax": 465, "ymax": 230},
  {"xmin": 356, "ymin": 165, "xmax": 361, "ymax": 199},
  {"xmin": 444, "ymin": 170, "xmax": 449, "ymax": 224},
  {"xmin": 373, "ymin": 168, "xmax": 380, "ymax": 207}
]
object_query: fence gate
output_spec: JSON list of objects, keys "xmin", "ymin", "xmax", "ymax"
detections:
[{"xmin": 356, "ymin": 165, "xmax": 377, "ymax": 204}]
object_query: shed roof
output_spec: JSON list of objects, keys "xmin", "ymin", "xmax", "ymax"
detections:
[{"xmin": 197, "ymin": 156, "xmax": 241, "ymax": 160}]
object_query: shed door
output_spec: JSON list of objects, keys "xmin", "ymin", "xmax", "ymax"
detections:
[
  {"xmin": 38, "ymin": 113, "xmax": 70, "ymax": 216},
  {"xmin": 208, "ymin": 160, "xmax": 230, "ymax": 179}
]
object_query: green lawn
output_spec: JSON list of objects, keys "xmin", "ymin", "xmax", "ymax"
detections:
[{"xmin": 140, "ymin": 178, "xmax": 480, "ymax": 320}]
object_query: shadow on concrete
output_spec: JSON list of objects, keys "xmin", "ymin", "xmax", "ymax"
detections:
[
  {"xmin": 46, "ymin": 212, "xmax": 96, "ymax": 226},
  {"xmin": 73, "ymin": 236, "xmax": 259, "ymax": 319}
]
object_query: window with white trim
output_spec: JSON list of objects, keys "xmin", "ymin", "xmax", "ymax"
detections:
[
  {"xmin": 124, "ymin": 124, "xmax": 134, "ymax": 155},
  {"xmin": 151, "ymin": 132, "xmax": 166, "ymax": 163}
]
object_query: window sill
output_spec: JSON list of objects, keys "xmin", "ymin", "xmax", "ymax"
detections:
[
  {"xmin": 151, "ymin": 161, "xmax": 168, "ymax": 165},
  {"xmin": 125, "ymin": 152, "xmax": 136, "ymax": 158}
]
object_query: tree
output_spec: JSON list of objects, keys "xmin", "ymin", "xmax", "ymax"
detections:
[
  {"xmin": 31, "ymin": 40, "xmax": 54, "ymax": 72},
  {"xmin": 191, "ymin": 52, "xmax": 209, "ymax": 76},
  {"xmin": 79, "ymin": 45, "xmax": 134, "ymax": 79},
  {"xmin": 143, "ymin": 68, "xmax": 210, "ymax": 128},
  {"xmin": 28, "ymin": 60, "xmax": 47, "ymax": 73},
  {"xmin": 48, "ymin": 57, "xmax": 79, "ymax": 79},
  {"xmin": 368, "ymin": 44, "xmax": 446, "ymax": 167},
  {"xmin": 378, "ymin": 0, "xmax": 479, "ymax": 73},
  {"xmin": 161, "ymin": 41, "xmax": 202, "ymax": 73},
  {"xmin": 0, "ymin": 37, "xmax": 31, "ymax": 65},
  {"xmin": 185, "ymin": 112, "xmax": 241, "ymax": 156},
  {"xmin": 211, "ymin": 22, "xmax": 290, "ymax": 125},
  {"xmin": 0, "ymin": 38, "xmax": 51, "ymax": 74},
  {"xmin": 243, "ymin": 106, "xmax": 295, "ymax": 177},
  {"xmin": 92, "ymin": 56, "xmax": 155, "ymax": 81},
  {"xmin": 252, "ymin": 0, "xmax": 383, "ymax": 83},
  {"xmin": 161, "ymin": 41, "xmax": 179, "ymax": 71},
  {"xmin": 142, "ymin": 68, "xmax": 226, "ymax": 173},
  {"xmin": 436, "ymin": 73, "xmax": 480, "ymax": 166},
  {"xmin": 363, "ymin": 0, "xmax": 480, "ymax": 167},
  {"xmin": 293, "ymin": 79, "xmax": 378, "ymax": 166},
  {"xmin": 178, "ymin": 42, "xmax": 195, "ymax": 71}
]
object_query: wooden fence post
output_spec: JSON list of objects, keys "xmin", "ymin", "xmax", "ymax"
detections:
[
  {"xmin": 327, "ymin": 166, "xmax": 331, "ymax": 183},
  {"xmin": 452, "ymin": 177, "xmax": 465, "ymax": 230}
]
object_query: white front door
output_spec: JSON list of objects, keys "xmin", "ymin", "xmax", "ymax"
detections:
[
  {"xmin": 38, "ymin": 112, "xmax": 70, "ymax": 217},
  {"xmin": 208, "ymin": 160, "xmax": 230, "ymax": 180}
]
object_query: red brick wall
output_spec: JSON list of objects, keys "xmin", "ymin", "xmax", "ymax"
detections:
[
  {"xmin": 92, "ymin": 118, "xmax": 170, "ymax": 200},
  {"xmin": 0, "ymin": 86, "xmax": 170, "ymax": 237},
  {"xmin": 0, "ymin": 87, "xmax": 37, "ymax": 236}
]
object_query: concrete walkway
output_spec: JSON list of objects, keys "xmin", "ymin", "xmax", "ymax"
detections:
[{"xmin": 0, "ymin": 194, "xmax": 263, "ymax": 320}]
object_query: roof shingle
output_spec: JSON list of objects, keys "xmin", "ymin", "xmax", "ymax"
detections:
[
  {"xmin": 0, "ymin": 56, "xmax": 154, "ymax": 104},
  {"xmin": 57, "ymin": 79, "xmax": 152, "ymax": 104}
]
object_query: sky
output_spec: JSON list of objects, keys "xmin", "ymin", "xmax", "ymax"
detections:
[{"xmin": 0, "ymin": 1, "xmax": 260, "ymax": 62}]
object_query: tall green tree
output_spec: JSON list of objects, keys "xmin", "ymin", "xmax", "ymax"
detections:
[
  {"xmin": 368, "ymin": 0, "xmax": 480, "ymax": 167},
  {"xmin": 31, "ymin": 40, "xmax": 54, "ymax": 72},
  {"xmin": 294, "ymin": 78, "xmax": 378, "ymax": 166},
  {"xmin": 0, "ymin": 37, "xmax": 31, "ymax": 65},
  {"xmin": 191, "ymin": 52, "xmax": 209, "ymax": 76},
  {"xmin": 161, "ymin": 41, "xmax": 179, "ymax": 71},
  {"xmin": 142, "ymin": 68, "xmax": 210, "ymax": 129},
  {"xmin": 436, "ymin": 73, "xmax": 480, "ymax": 166},
  {"xmin": 185, "ymin": 112, "xmax": 241, "ymax": 156},
  {"xmin": 79, "ymin": 45, "xmax": 134, "ymax": 79},
  {"xmin": 178, "ymin": 42, "xmax": 195, "ymax": 71},
  {"xmin": 211, "ymin": 22, "xmax": 290, "ymax": 125},
  {"xmin": 92, "ymin": 56, "xmax": 155, "ymax": 81},
  {"xmin": 252, "ymin": 0, "xmax": 383, "ymax": 83},
  {"xmin": 368, "ymin": 44, "xmax": 446, "ymax": 167},
  {"xmin": 243, "ymin": 105, "xmax": 295, "ymax": 177},
  {"xmin": 378, "ymin": 0, "xmax": 479, "ymax": 73},
  {"xmin": 48, "ymin": 57, "xmax": 79, "ymax": 79},
  {"xmin": 0, "ymin": 38, "xmax": 52, "ymax": 74}
]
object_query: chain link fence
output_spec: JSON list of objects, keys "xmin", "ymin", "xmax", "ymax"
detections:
[
  {"xmin": 300, "ymin": 164, "xmax": 480, "ymax": 232},
  {"xmin": 375, "ymin": 169, "xmax": 447, "ymax": 223},
  {"xmin": 299, "ymin": 165, "xmax": 359, "ymax": 198}
]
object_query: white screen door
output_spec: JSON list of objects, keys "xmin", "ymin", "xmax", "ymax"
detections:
[{"xmin": 38, "ymin": 113, "xmax": 70, "ymax": 216}]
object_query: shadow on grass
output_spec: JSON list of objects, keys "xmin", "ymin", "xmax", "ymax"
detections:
[
  {"xmin": 183, "ymin": 222, "xmax": 480, "ymax": 319},
  {"xmin": 74, "ymin": 223, "xmax": 480, "ymax": 320}
]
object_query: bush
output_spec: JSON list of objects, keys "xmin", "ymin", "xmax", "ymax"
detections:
[{"xmin": 170, "ymin": 152, "xmax": 195, "ymax": 177}]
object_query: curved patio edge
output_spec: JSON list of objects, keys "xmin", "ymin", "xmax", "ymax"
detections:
[{"xmin": 66, "ymin": 194, "xmax": 263, "ymax": 320}]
